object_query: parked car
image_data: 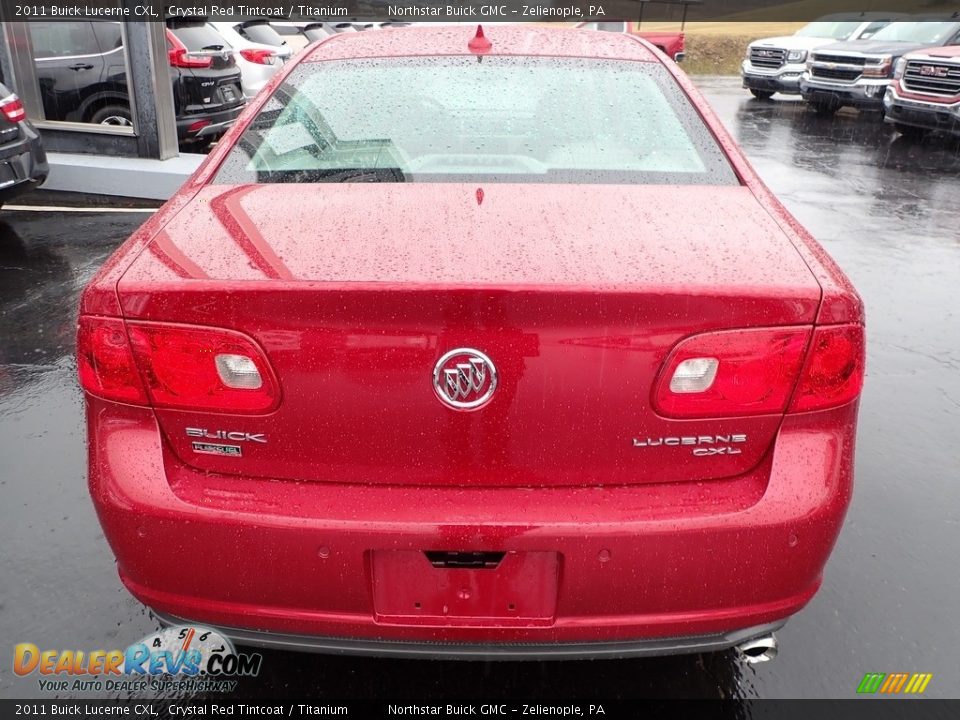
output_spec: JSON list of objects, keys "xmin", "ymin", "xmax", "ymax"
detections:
[
  {"xmin": 28, "ymin": 21, "xmax": 130, "ymax": 126},
  {"xmin": 26, "ymin": 21, "xmax": 245, "ymax": 146},
  {"xmin": 741, "ymin": 13, "xmax": 903, "ymax": 100},
  {"xmin": 0, "ymin": 83, "xmax": 47, "ymax": 208},
  {"xmin": 78, "ymin": 25, "xmax": 864, "ymax": 661},
  {"xmin": 207, "ymin": 21, "xmax": 293, "ymax": 99},
  {"xmin": 165, "ymin": 21, "xmax": 246, "ymax": 146},
  {"xmin": 884, "ymin": 45, "xmax": 960, "ymax": 138},
  {"xmin": 800, "ymin": 17, "xmax": 960, "ymax": 116},
  {"xmin": 576, "ymin": 21, "xmax": 686, "ymax": 62}
]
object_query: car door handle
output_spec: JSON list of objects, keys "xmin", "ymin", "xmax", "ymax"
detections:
[{"xmin": 68, "ymin": 63, "xmax": 94, "ymax": 71}]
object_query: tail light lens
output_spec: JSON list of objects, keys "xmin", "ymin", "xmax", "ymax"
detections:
[
  {"xmin": 77, "ymin": 317, "xmax": 280, "ymax": 413},
  {"xmin": 239, "ymin": 48, "xmax": 278, "ymax": 65},
  {"xmin": 654, "ymin": 324, "xmax": 865, "ymax": 419},
  {"xmin": 166, "ymin": 30, "xmax": 213, "ymax": 68},
  {"xmin": 789, "ymin": 324, "xmax": 865, "ymax": 413},
  {"xmin": 168, "ymin": 47, "xmax": 214, "ymax": 68},
  {"xmin": 126, "ymin": 322, "xmax": 279, "ymax": 413},
  {"xmin": 77, "ymin": 316, "xmax": 148, "ymax": 405},
  {"xmin": 654, "ymin": 327, "xmax": 811, "ymax": 418},
  {"xmin": 0, "ymin": 94, "xmax": 26, "ymax": 123}
]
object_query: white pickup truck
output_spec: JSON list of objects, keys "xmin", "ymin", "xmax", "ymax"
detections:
[{"xmin": 742, "ymin": 13, "xmax": 902, "ymax": 100}]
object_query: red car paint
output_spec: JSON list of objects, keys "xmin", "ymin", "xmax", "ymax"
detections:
[{"xmin": 79, "ymin": 26, "xmax": 863, "ymax": 656}]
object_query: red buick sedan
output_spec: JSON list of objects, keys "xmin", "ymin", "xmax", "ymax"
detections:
[{"xmin": 78, "ymin": 25, "xmax": 864, "ymax": 660}]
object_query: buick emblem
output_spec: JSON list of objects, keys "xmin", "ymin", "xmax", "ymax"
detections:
[{"xmin": 433, "ymin": 348, "xmax": 498, "ymax": 411}]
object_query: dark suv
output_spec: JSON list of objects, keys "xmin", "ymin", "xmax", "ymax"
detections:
[
  {"xmin": 29, "ymin": 21, "xmax": 245, "ymax": 147},
  {"xmin": 0, "ymin": 82, "xmax": 47, "ymax": 208}
]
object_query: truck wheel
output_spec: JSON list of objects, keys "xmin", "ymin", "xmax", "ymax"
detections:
[
  {"xmin": 750, "ymin": 90, "xmax": 775, "ymax": 101},
  {"xmin": 89, "ymin": 105, "xmax": 133, "ymax": 127},
  {"xmin": 894, "ymin": 123, "xmax": 929, "ymax": 139},
  {"xmin": 811, "ymin": 101, "xmax": 839, "ymax": 117}
]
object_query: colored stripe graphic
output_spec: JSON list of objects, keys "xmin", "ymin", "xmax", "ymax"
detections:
[
  {"xmin": 857, "ymin": 673, "xmax": 885, "ymax": 694},
  {"xmin": 857, "ymin": 672, "xmax": 932, "ymax": 694}
]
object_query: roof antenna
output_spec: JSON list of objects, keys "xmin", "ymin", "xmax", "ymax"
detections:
[{"xmin": 468, "ymin": 25, "xmax": 492, "ymax": 62}]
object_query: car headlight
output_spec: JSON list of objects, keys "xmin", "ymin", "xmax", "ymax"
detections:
[
  {"xmin": 745, "ymin": 45, "xmax": 754, "ymax": 60},
  {"xmin": 894, "ymin": 57, "xmax": 907, "ymax": 80},
  {"xmin": 786, "ymin": 49, "xmax": 807, "ymax": 63},
  {"xmin": 863, "ymin": 55, "xmax": 893, "ymax": 78}
]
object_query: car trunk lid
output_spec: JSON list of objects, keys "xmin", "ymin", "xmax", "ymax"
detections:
[{"xmin": 118, "ymin": 183, "xmax": 822, "ymax": 487}]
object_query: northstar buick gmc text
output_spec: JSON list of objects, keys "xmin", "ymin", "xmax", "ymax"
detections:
[{"xmin": 77, "ymin": 26, "xmax": 865, "ymax": 660}]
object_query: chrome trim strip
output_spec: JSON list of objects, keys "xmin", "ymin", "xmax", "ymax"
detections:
[
  {"xmin": 153, "ymin": 610, "xmax": 787, "ymax": 660},
  {"xmin": 34, "ymin": 46, "xmax": 125, "ymax": 63}
]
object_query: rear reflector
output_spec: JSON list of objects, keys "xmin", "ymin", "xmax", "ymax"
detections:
[
  {"xmin": 0, "ymin": 95, "xmax": 26, "ymax": 123},
  {"xmin": 789, "ymin": 324, "xmax": 865, "ymax": 413},
  {"xmin": 187, "ymin": 119, "xmax": 210, "ymax": 134},
  {"xmin": 77, "ymin": 316, "xmax": 280, "ymax": 413},
  {"xmin": 77, "ymin": 316, "xmax": 148, "ymax": 405},
  {"xmin": 126, "ymin": 322, "xmax": 279, "ymax": 413},
  {"xmin": 654, "ymin": 327, "xmax": 810, "ymax": 419}
]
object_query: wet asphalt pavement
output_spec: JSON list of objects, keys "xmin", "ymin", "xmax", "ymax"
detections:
[{"xmin": 1, "ymin": 76, "xmax": 959, "ymax": 700}]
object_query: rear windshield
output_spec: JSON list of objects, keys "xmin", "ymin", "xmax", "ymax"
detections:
[
  {"xmin": 239, "ymin": 21, "xmax": 287, "ymax": 47},
  {"xmin": 168, "ymin": 22, "xmax": 230, "ymax": 51},
  {"xmin": 215, "ymin": 57, "xmax": 738, "ymax": 186}
]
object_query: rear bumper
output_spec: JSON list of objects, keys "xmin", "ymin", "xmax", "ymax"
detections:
[
  {"xmin": 154, "ymin": 610, "xmax": 784, "ymax": 660},
  {"xmin": 0, "ymin": 127, "xmax": 47, "ymax": 201},
  {"xmin": 883, "ymin": 86, "xmax": 960, "ymax": 135},
  {"xmin": 176, "ymin": 104, "xmax": 244, "ymax": 141},
  {"xmin": 800, "ymin": 75, "xmax": 890, "ymax": 109},
  {"xmin": 89, "ymin": 400, "xmax": 856, "ymax": 654}
]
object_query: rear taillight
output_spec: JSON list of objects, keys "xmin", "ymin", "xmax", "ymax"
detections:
[
  {"xmin": 654, "ymin": 324, "xmax": 865, "ymax": 419},
  {"xmin": 239, "ymin": 48, "xmax": 278, "ymax": 65},
  {"xmin": 126, "ymin": 322, "xmax": 279, "ymax": 413},
  {"xmin": 166, "ymin": 29, "xmax": 214, "ymax": 68},
  {"xmin": 77, "ymin": 316, "xmax": 148, "ymax": 405},
  {"xmin": 77, "ymin": 317, "xmax": 280, "ymax": 413},
  {"xmin": 168, "ymin": 47, "xmax": 214, "ymax": 68},
  {"xmin": 789, "ymin": 324, "xmax": 865, "ymax": 413},
  {"xmin": 0, "ymin": 94, "xmax": 26, "ymax": 123},
  {"xmin": 654, "ymin": 327, "xmax": 811, "ymax": 419}
]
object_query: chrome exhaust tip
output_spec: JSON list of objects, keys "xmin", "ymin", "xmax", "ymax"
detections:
[{"xmin": 735, "ymin": 633, "xmax": 779, "ymax": 664}]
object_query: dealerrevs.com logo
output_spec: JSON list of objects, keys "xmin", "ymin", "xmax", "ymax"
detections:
[{"xmin": 13, "ymin": 625, "xmax": 262, "ymax": 693}]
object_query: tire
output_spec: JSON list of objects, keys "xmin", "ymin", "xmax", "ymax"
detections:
[
  {"xmin": 812, "ymin": 101, "xmax": 839, "ymax": 117},
  {"xmin": 89, "ymin": 104, "xmax": 133, "ymax": 127},
  {"xmin": 894, "ymin": 123, "xmax": 929, "ymax": 139},
  {"xmin": 750, "ymin": 89, "xmax": 775, "ymax": 101}
]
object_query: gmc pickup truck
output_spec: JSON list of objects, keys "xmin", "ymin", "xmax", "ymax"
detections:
[
  {"xmin": 800, "ymin": 17, "xmax": 960, "ymax": 116},
  {"xmin": 884, "ymin": 45, "xmax": 960, "ymax": 137},
  {"xmin": 742, "ymin": 13, "xmax": 901, "ymax": 100},
  {"xmin": 577, "ymin": 21, "xmax": 686, "ymax": 62}
]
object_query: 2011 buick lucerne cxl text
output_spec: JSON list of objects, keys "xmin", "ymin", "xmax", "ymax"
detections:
[{"xmin": 76, "ymin": 26, "xmax": 865, "ymax": 661}]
